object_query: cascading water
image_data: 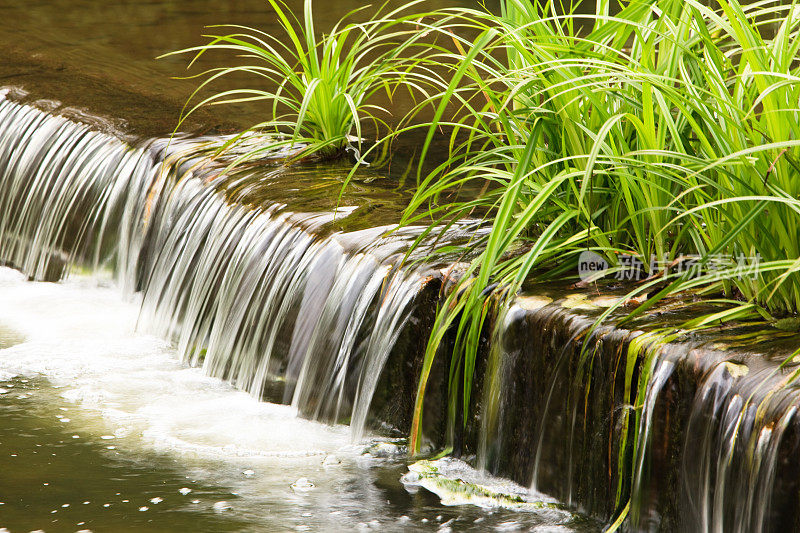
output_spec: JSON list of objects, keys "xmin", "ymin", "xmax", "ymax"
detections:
[
  {"xmin": 477, "ymin": 293, "xmax": 800, "ymax": 531},
  {"xmin": 677, "ymin": 360, "xmax": 800, "ymax": 532},
  {"xmin": 0, "ymin": 94, "xmax": 158, "ymax": 281},
  {"xmin": 7, "ymin": 87, "xmax": 799, "ymax": 531},
  {"xmin": 0, "ymin": 93, "xmax": 427, "ymax": 435}
]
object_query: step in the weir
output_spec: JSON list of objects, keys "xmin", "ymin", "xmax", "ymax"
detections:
[
  {"xmin": 420, "ymin": 285, "xmax": 800, "ymax": 531},
  {"xmin": 0, "ymin": 93, "xmax": 475, "ymax": 447}
]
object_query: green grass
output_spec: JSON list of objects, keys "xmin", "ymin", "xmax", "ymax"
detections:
[
  {"xmin": 385, "ymin": 0, "xmax": 800, "ymax": 525},
  {"xmin": 162, "ymin": 0, "xmax": 450, "ymax": 166}
]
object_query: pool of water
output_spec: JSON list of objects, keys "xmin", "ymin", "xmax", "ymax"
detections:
[
  {"xmin": 0, "ymin": 0, "xmax": 491, "ymax": 138},
  {"xmin": 0, "ymin": 267, "xmax": 597, "ymax": 532}
]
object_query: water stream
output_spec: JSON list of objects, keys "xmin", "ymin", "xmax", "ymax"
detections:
[
  {"xmin": 0, "ymin": 88, "xmax": 598, "ymax": 530},
  {"xmin": 0, "ymin": 267, "xmax": 593, "ymax": 532}
]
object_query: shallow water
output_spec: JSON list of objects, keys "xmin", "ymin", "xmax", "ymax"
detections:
[
  {"xmin": 0, "ymin": 0, "xmax": 490, "ymax": 138},
  {"xmin": 0, "ymin": 267, "xmax": 596, "ymax": 532}
]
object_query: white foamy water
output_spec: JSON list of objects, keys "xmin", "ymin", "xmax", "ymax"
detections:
[
  {"xmin": 0, "ymin": 268, "xmax": 595, "ymax": 532},
  {"xmin": 0, "ymin": 266, "xmax": 350, "ymax": 459}
]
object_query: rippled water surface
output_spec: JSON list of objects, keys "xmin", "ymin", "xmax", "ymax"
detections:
[{"xmin": 0, "ymin": 0, "xmax": 491, "ymax": 137}]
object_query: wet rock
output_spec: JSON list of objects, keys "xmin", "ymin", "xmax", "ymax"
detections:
[
  {"xmin": 402, "ymin": 458, "xmax": 567, "ymax": 512},
  {"xmin": 362, "ymin": 440, "xmax": 406, "ymax": 458}
]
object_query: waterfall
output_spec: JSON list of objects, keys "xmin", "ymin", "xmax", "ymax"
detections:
[
  {"xmin": 678, "ymin": 362, "xmax": 800, "ymax": 533},
  {"xmin": 0, "ymin": 93, "xmax": 426, "ymax": 434},
  {"xmin": 476, "ymin": 296, "xmax": 800, "ymax": 531}
]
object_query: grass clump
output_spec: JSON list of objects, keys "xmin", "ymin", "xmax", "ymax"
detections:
[
  {"xmin": 163, "ymin": 0, "xmax": 448, "ymax": 166},
  {"xmin": 394, "ymin": 0, "xmax": 800, "ymax": 525}
]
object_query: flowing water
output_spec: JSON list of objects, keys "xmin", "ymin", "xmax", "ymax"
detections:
[
  {"xmin": 0, "ymin": 267, "xmax": 595, "ymax": 532},
  {"xmin": 477, "ymin": 293, "xmax": 800, "ymax": 532},
  {"xmin": 0, "ymin": 89, "xmax": 597, "ymax": 531}
]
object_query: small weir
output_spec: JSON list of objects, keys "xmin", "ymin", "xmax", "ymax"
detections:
[
  {"xmin": 2, "ymin": 88, "xmax": 800, "ymax": 532},
  {"xmin": 0, "ymin": 93, "xmax": 432, "ymax": 435},
  {"xmin": 477, "ymin": 294, "xmax": 800, "ymax": 531}
]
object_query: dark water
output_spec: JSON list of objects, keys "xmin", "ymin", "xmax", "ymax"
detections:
[{"xmin": 0, "ymin": 0, "xmax": 488, "ymax": 138}]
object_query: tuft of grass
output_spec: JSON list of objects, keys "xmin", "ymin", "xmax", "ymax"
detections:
[{"xmin": 161, "ymin": 0, "xmax": 450, "ymax": 166}]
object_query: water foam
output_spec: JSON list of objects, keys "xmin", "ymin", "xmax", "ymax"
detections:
[{"xmin": 0, "ymin": 266, "xmax": 350, "ymax": 460}]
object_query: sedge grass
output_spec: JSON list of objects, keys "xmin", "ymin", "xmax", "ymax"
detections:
[
  {"xmin": 395, "ymin": 0, "xmax": 800, "ymax": 528},
  {"xmin": 162, "ymin": 0, "xmax": 451, "ymax": 166}
]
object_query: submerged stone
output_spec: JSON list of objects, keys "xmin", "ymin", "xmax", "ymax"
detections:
[
  {"xmin": 402, "ymin": 458, "xmax": 566, "ymax": 513},
  {"xmin": 362, "ymin": 440, "xmax": 407, "ymax": 458}
]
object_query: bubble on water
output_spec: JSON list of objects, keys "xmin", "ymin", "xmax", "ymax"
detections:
[
  {"xmin": 322, "ymin": 454, "xmax": 341, "ymax": 466},
  {"xmin": 213, "ymin": 501, "xmax": 232, "ymax": 512},
  {"xmin": 291, "ymin": 478, "xmax": 315, "ymax": 492},
  {"xmin": 242, "ymin": 469, "xmax": 255, "ymax": 478},
  {"xmin": 179, "ymin": 487, "xmax": 192, "ymax": 495},
  {"xmin": 61, "ymin": 503, "xmax": 70, "ymax": 508},
  {"xmin": 150, "ymin": 497, "xmax": 163, "ymax": 504},
  {"xmin": 100, "ymin": 435, "xmax": 115, "ymax": 440},
  {"xmin": 138, "ymin": 506, "xmax": 149, "ymax": 512}
]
